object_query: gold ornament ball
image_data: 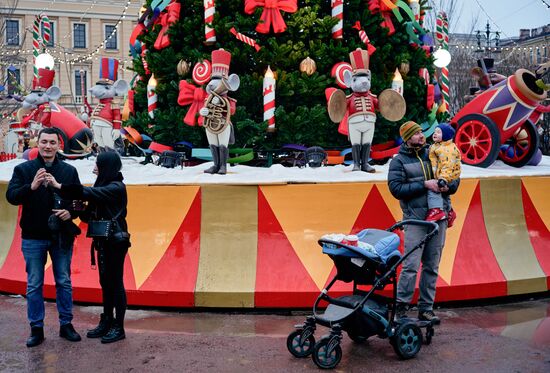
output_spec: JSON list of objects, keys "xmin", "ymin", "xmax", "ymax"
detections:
[
  {"xmin": 399, "ymin": 61, "xmax": 410, "ymax": 76},
  {"xmin": 177, "ymin": 60, "xmax": 190, "ymax": 76},
  {"xmin": 299, "ymin": 57, "xmax": 317, "ymax": 75}
]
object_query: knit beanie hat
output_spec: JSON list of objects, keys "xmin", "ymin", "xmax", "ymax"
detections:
[
  {"xmin": 437, "ymin": 123, "xmax": 455, "ymax": 141},
  {"xmin": 399, "ymin": 121, "xmax": 422, "ymax": 142}
]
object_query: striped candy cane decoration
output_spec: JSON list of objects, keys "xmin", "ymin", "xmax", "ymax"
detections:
[
  {"xmin": 229, "ymin": 28, "xmax": 261, "ymax": 51},
  {"xmin": 331, "ymin": 0, "xmax": 343, "ymax": 39},
  {"xmin": 32, "ymin": 13, "xmax": 51, "ymax": 79},
  {"xmin": 204, "ymin": 0, "xmax": 216, "ymax": 45},
  {"xmin": 436, "ymin": 11, "xmax": 449, "ymax": 113}
]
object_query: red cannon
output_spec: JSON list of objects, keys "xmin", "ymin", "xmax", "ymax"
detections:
[{"xmin": 452, "ymin": 68, "xmax": 549, "ymax": 168}]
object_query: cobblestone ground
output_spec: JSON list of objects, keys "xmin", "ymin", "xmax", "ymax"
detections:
[{"xmin": 0, "ymin": 294, "xmax": 549, "ymax": 372}]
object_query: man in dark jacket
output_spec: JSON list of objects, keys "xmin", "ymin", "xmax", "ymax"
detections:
[
  {"xmin": 387, "ymin": 121, "xmax": 460, "ymax": 323},
  {"xmin": 6, "ymin": 128, "xmax": 82, "ymax": 347}
]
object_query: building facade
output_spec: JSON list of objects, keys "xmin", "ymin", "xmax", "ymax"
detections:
[{"xmin": 1, "ymin": 0, "xmax": 140, "ymax": 112}]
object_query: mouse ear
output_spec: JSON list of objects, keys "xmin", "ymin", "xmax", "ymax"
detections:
[
  {"xmin": 226, "ymin": 74, "xmax": 240, "ymax": 91},
  {"xmin": 343, "ymin": 70, "xmax": 352, "ymax": 89}
]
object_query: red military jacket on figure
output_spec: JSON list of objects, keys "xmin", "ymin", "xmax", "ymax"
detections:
[
  {"xmin": 21, "ymin": 103, "xmax": 52, "ymax": 128},
  {"xmin": 90, "ymin": 98, "xmax": 121, "ymax": 129},
  {"xmin": 347, "ymin": 91, "xmax": 378, "ymax": 118}
]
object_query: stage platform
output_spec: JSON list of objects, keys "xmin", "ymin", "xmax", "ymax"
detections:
[{"xmin": 1, "ymin": 166, "xmax": 549, "ymax": 308}]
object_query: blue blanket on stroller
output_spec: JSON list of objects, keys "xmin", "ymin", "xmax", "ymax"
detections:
[{"xmin": 322, "ymin": 229, "xmax": 401, "ymax": 266}]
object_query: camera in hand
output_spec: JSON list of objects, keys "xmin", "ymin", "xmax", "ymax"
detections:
[{"xmin": 437, "ymin": 179, "xmax": 448, "ymax": 188}]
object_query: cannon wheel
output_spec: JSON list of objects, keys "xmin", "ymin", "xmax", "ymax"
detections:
[
  {"xmin": 455, "ymin": 114, "xmax": 501, "ymax": 168},
  {"xmin": 498, "ymin": 120, "xmax": 540, "ymax": 168}
]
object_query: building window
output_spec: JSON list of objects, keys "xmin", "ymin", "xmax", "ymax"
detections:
[
  {"xmin": 73, "ymin": 23, "xmax": 86, "ymax": 49},
  {"xmin": 7, "ymin": 67, "xmax": 21, "ymax": 95},
  {"xmin": 75, "ymin": 70, "xmax": 88, "ymax": 97},
  {"xmin": 104, "ymin": 25, "xmax": 118, "ymax": 50},
  {"xmin": 41, "ymin": 21, "xmax": 55, "ymax": 47},
  {"xmin": 6, "ymin": 20, "xmax": 19, "ymax": 46}
]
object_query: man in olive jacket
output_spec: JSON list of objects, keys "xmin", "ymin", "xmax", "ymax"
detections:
[
  {"xmin": 387, "ymin": 121, "xmax": 460, "ymax": 323},
  {"xmin": 6, "ymin": 128, "xmax": 82, "ymax": 347}
]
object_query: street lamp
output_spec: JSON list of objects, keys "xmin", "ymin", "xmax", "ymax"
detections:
[
  {"xmin": 35, "ymin": 52, "xmax": 55, "ymax": 69},
  {"xmin": 476, "ymin": 21, "xmax": 500, "ymax": 53}
]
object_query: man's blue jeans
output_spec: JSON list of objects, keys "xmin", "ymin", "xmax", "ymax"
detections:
[{"xmin": 21, "ymin": 239, "xmax": 74, "ymax": 328}]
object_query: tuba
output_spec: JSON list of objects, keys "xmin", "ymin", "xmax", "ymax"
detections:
[{"xmin": 203, "ymin": 91, "xmax": 231, "ymax": 134}]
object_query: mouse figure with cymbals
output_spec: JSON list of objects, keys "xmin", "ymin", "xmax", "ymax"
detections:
[
  {"xmin": 327, "ymin": 48, "xmax": 406, "ymax": 173},
  {"xmin": 199, "ymin": 49, "xmax": 240, "ymax": 175}
]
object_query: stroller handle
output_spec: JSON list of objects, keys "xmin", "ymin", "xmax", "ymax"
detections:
[{"xmin": 388, "ymin": 219, "xmax": 439, "ymax": 239}]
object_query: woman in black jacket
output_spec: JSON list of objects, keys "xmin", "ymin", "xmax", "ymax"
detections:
[{"xmin": 48, "ymin": 152, "xmax": 130, "ymax": 343}]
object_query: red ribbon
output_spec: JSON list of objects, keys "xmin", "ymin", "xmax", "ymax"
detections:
[
  {"xmin": 368, "ymin": 0, "xmax": 395, "ymax": 35},
  {"xmin": 244, "ymin": 0, "xmax": 298, "ymax": 34},
  {"xmin": 177, "ymin": 80, "xmax": 207, "ymax": 126},
  {"xmin": 154, "ymin": 2, "xmax": 181, "ymax": 50}
]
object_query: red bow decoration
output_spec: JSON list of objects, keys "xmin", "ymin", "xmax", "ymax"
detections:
[
  {"xmin": 244, "ymin": 0, "xmax": 298, "ymax": 34},
  {"xmin": 154, "ymin": 1, "xmax": 181, "ymax": 50},
  {"xmin": 177, "ymin": 81, "xmax": 207, "ymax": 126},
  {"xmin": 368, "ymin": 0, "xmax": 396, "ymax": 35}
]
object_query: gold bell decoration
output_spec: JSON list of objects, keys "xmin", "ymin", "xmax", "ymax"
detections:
[
  {"xmin": 177, "ymin": 60, "xmax": 190, "ymax": 76},
  {"xmin": 399, "ymin": 61, "xmax": 410, "ymax": 76},
  {"xmin": 299, "ymin": 57, "xmax": 317, "ymax": 76}
]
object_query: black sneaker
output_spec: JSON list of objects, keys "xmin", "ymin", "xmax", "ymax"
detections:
[
  {"xmin": 394, "ymin": 302, "xmax": 409, "ymax": 321},
  {"xmin": 59, "ymin": 323, "xmax": 82, "ymax": 342},
  {"xmin": 418, "ymin": 310, "xmax": 441, "ymax": 325}
]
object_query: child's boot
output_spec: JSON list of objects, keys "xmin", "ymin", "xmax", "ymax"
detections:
[{"xmin": 426, "ymin": 208, "xmax": 446, "ymax": 222}]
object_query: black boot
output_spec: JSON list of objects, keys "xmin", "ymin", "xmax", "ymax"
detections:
[
  {"xmin": 217, "ymin": 145, "xmax": 228, "ymax": 175},
  {"xmin": 26, "ymin": 327, "xmax": 45, "ymax": 348},
  {"xmin": 86, "ymin": 314, "xmax": 112, "ymax": 338},
  {"xmin": 204, "ymin": 145, "xmax": 220, "ymax": 174},
  {"xmin": 360, "ymin": 143, "xmax": 376, "ymax": 173},
  {"xmin": 351, "ymin": 144, "xmax": 361, "ymax": 171},
  {"xmin": 101, "ymin": 321, "xmax": 125, "ymax": 344},
  {"xmin": 59, "ymin": 323, "xmax": 81, "ymax": 342}
]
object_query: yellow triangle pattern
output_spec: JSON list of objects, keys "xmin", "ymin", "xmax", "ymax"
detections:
[
  {"xmin": 375, "ymin": 182, "xmax": 403, "ymax": 221},
  {"xmin": 127, "ymin": 186, "xmax": 199, "ymax": 288},
  {"xmin": 522, "ymin": 178, "xmax": 550, "ymax": 233},
  {"xmin": 438, "ymin": 179, "xmax": 478, "ymax": 284},
  {"xmin": 261, "ymin": 184, "xmax": 372, "ymax": 289}
]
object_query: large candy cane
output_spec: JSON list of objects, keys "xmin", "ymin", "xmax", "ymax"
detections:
[
  {"xmin": 436, "ymin": 11, "xmax": 449, "ymax": 112},
  {"xmin": 204, "ymin": 0, "xmax": 216, "ymax": 45},
  {"xmin": 33, "ymin": 13, "xmax": 51, "ymax": 79},
  {"xmin": 331, "ymin": 0, "xmax": 343, "ymax": 39}
]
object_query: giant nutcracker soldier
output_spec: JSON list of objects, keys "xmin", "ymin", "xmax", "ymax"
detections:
[
  {"xmin": 328, "ymin": 48, "xmax": 405, "ymax": 172},
  {"xmin": 88, "ymin": 58, "xmax": 129, "ymax": 150},
  {"xmin": 199, "ymin": 49, "xmax": 240, "ymax": 175}
]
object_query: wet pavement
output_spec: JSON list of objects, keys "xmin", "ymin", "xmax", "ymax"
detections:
[{"xmin": 0, "ymin": 294, "xmax": 549, "ymax": 372}]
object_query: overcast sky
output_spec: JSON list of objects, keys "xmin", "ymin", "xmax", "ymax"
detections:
[{"xmin": 437, "ymin": 0, "xmax": 550, "ymax": 38}]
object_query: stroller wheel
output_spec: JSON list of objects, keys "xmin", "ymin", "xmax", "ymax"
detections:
[
  {"xmin": 425, "ymin": 326, "xmax": 434, "ymax": 345},
  {"xmin": 391, "ymin": 323, "xmax": 423, "ymax": 359},
  {"xmin": 347, "ymin": 331, "xmax": 368, "ymax": 344},
  {"xmin": 312, "ymin": 337, "xmax": 342, "ymax": 369},
  {"xmin": 287, "ymin": 330, "xmax": 315, "ymax": 358}
]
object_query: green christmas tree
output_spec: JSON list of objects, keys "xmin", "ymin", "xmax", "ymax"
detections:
[{"xmin": 127, "ymin": 0, "xmax": 439, "ymax": 151}]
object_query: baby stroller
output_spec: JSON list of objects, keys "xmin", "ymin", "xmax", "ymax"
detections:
[{"xmin": 287, "ymin": 220, "xmax": 439, "ymax": 369}]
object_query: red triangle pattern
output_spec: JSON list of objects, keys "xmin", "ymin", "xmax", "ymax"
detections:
[
  {"xmin": 443, "ymin": 183, "xmax": 507, "ymax": 301},
  {"xmin": 0, "ymin": 208, "xmax": 26, "ymax": 294},
  {"xmin": 324, "ymin": 185, "xmax": 400, "ymax": 297},
  {"xmin": 255, "ymin": 188, "xmax": 319, "ymax": 307},
  {"xmin": 521, "ymin": 182, "xmax": 550, "ymax": 289},
  {"xmin": 135, "ymin": 189, "xmax": 202, "ymax": 307}
]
